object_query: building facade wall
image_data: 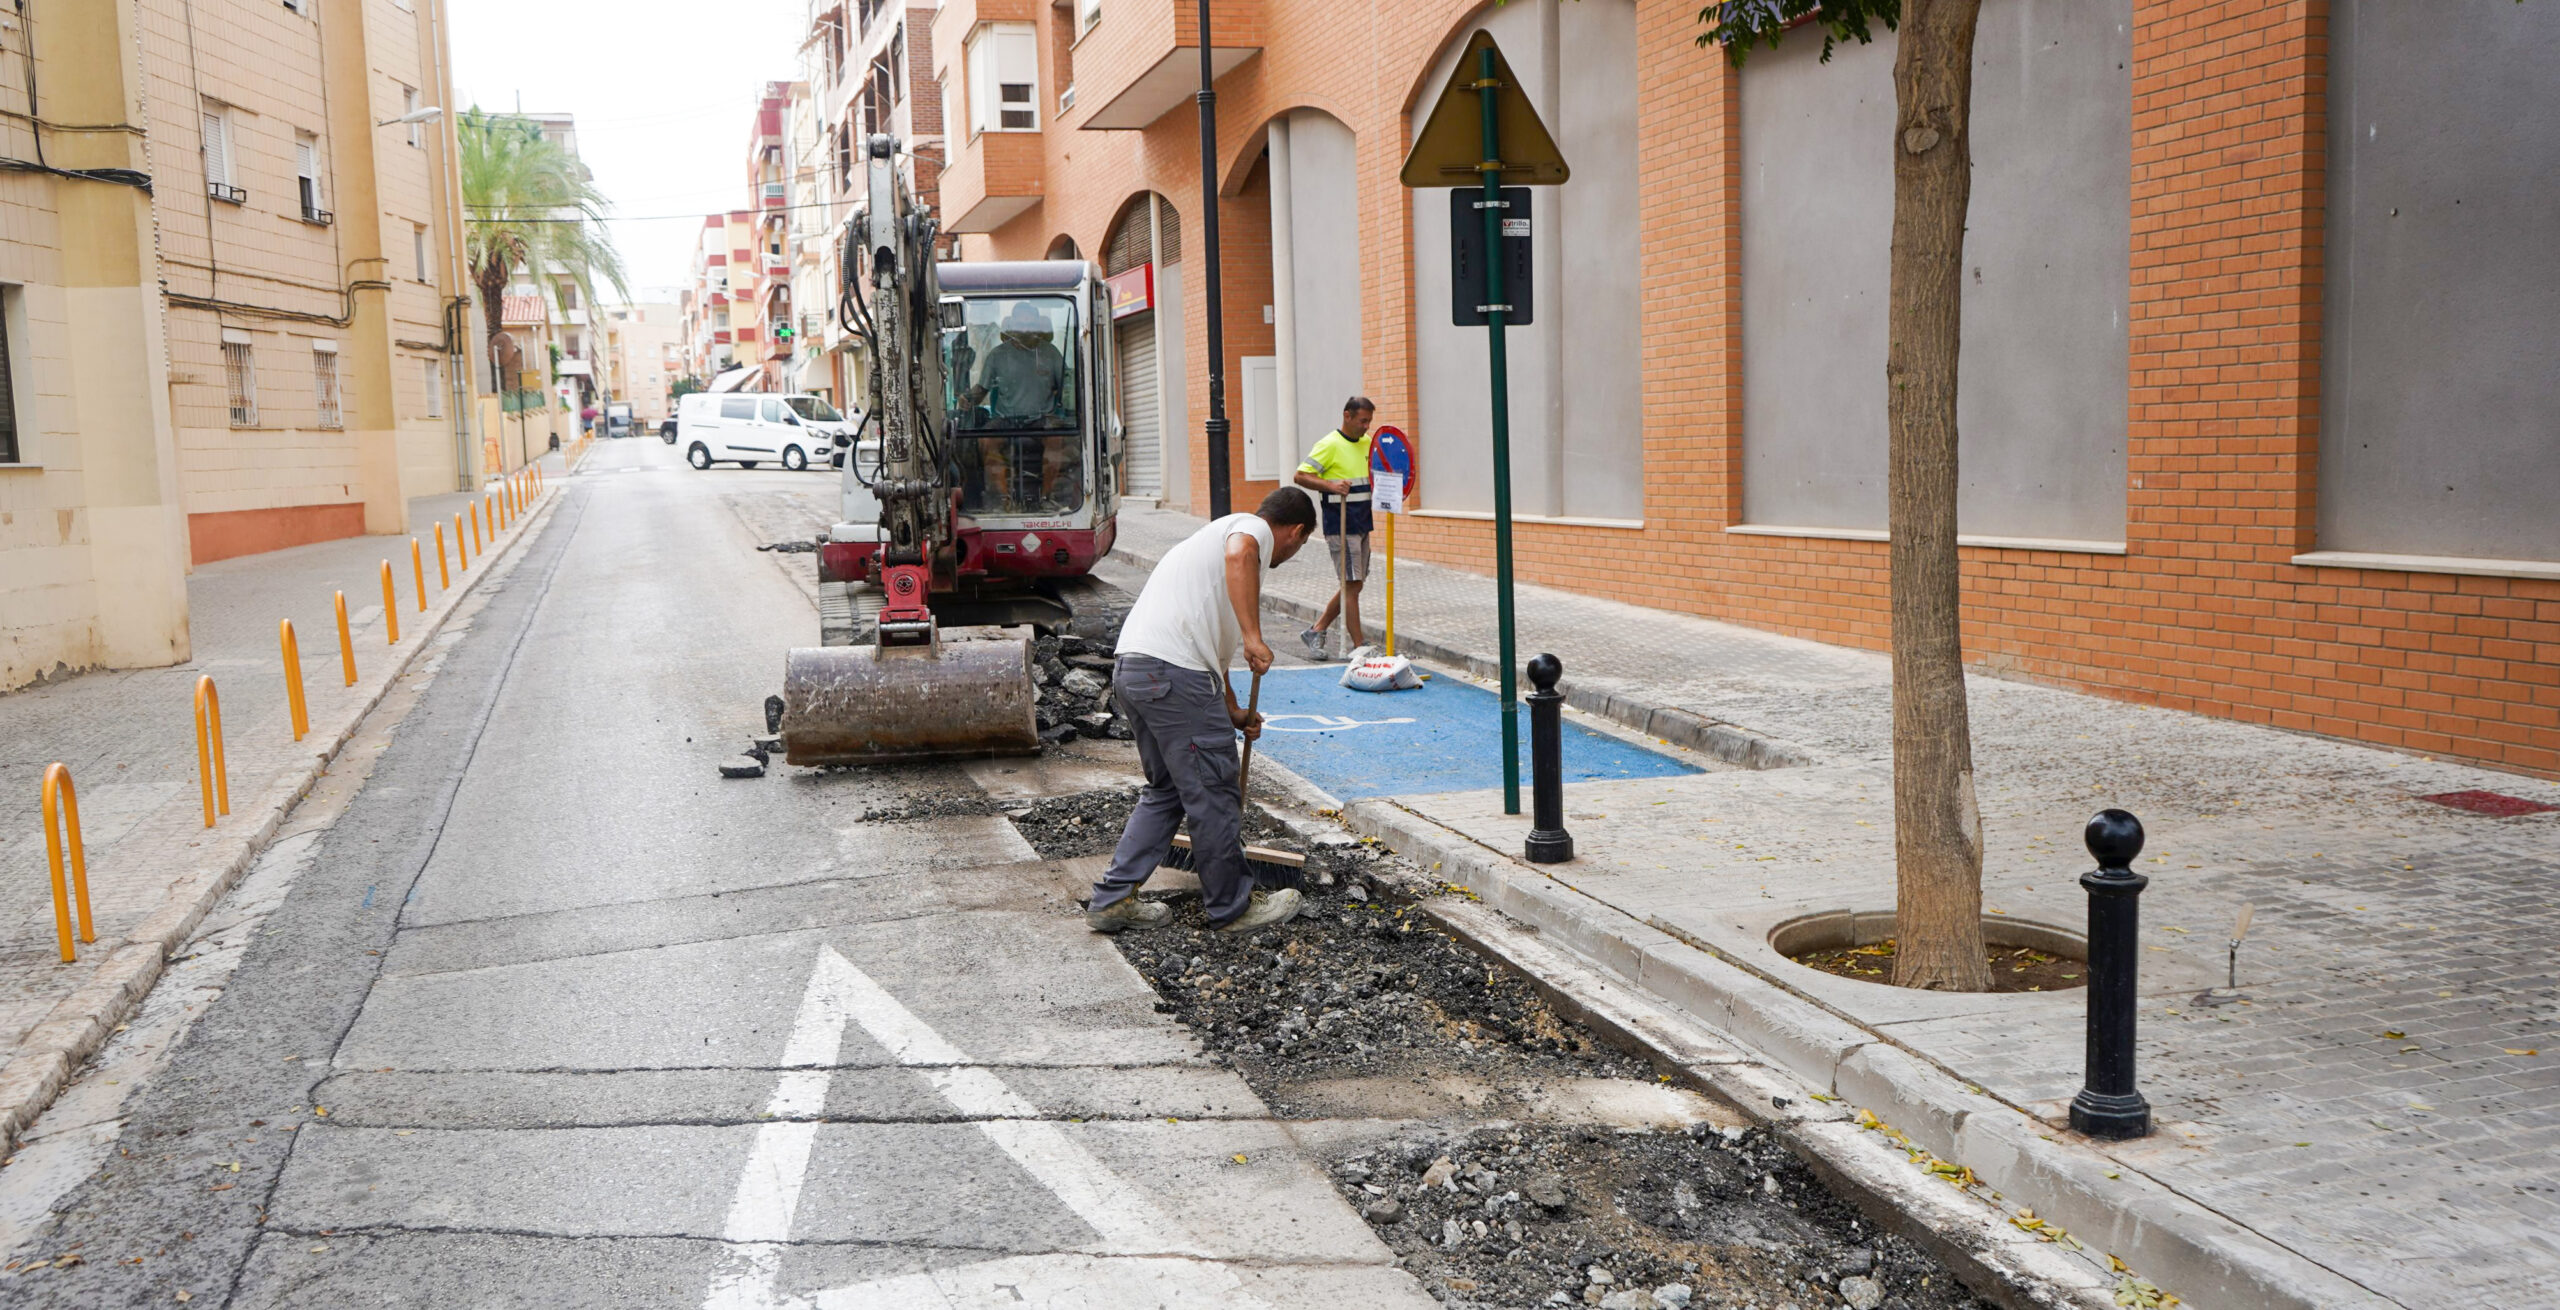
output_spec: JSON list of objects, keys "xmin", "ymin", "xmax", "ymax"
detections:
[{"xmin": 943, "ymin": 0, "xmax": 2558, "ymax": 778}]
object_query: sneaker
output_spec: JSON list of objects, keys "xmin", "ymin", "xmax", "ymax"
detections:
[
  {"xmin": 1085, "ymin": 898, "xmax": 1172, "ymax": 934},
  {"xmin": 1215, "ymin": 888, "xmax": 1303, "ymax": 933},
  {"xmin": 1298, "ymin": 627, "xmax": 1329, "ymax": 659}
]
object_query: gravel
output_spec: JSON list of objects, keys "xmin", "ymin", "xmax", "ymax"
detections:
[
  {"xmin": 1085, "ymin": 836, "xmax": 1993, "ymax": 1310},
  {"xmin": 1327, "ymin": 1123, "xmax": 1990, "ymax": 1310}
]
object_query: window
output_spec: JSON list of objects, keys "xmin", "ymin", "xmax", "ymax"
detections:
[
  {"xmin": 402, "ymin": 87, "xmax": 422, "ymax": 147},
  {"xmin": 762, "ymin": 398, "xmax": 789, "ymax": 424},
  {"xmin": 719, "ymin": 397, "xmax": 755, "ymax": 420},
  {"xmin": 201, "ymin": 103, "xmax": 241, "ymax": 202},
  {"xmin": 1081, "ymin": 0, "xmax": 1102, "ymax": 34},
  {"xmin": 313, "ymin": 344, "xmax": 342, "ymax": 429},
  {"xmin": 414, "ymin": 224, "xmax": 430, "ymax": 281},
  {"xmin": 0, "ymin": 287, "xmax": 18, "ymax": 463},
  {"xmin": 223, "ymin": 332, "xmax": 257, "ymax": 426},
  {"xmin": 295, "ymin": 132, "xmax": 326, "ymax": 221},
  {"xmin": 423, "ymin": 358, "xmax": 443, "ymax": 417},
  {"xmin": 964, "ymin": 23, "xmax": 1039, "ymax": 136}
]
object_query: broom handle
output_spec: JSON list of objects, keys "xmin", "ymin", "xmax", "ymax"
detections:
[{"xmin": 1239, "ymin": 668, "xmax": 1263, "ymax": 797}]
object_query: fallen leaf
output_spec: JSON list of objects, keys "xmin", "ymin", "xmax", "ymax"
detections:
[
  {"xmin": 207, "ymin": 1184, "xmax": 232, "ymax": 1193},
  {"xmin": 2383, "ymin": 1030, "xmax": 2405, "ymax": 1040},
  {"xmin": 177, "ymin": 1292, "xmax": 193, "ymax": 1303},
  {"xmin": 1230, "ymin": 1154, "xmax": 1249, "ymax": 1165},
  {"xmin": 2504, "ymin": 1048, "xmax": 2539, "ymax": 1056},
  {"xmin": 1447, "ymin": 1279, "xmax": 1479, "ymax": 1292},
  {"xmin": 2409, "ymin": 1103, "xmax": 2436, "ymax": 1112}
]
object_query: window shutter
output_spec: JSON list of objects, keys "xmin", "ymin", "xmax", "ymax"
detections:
[
  {"xmin": 297, "ymin": 136, "xmax": 318, "ymax": 182},
  {"xmin": 202, "ymin": 111, "xmax": 228, "ymax": 187},
  {"xmin": 997, "ymin": 27, "xmax": 1037, "ymax": 130}
]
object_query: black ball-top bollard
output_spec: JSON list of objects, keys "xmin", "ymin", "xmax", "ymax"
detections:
[
  {"xmin": 2071, "ymin": 808, "xmax": 2152, "ymax": 1140},
  {"xmin": 1524, "ymin": 654, "xmax": 1574, "ymax": 864}
]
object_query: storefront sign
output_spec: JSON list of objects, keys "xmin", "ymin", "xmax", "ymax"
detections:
[{"xmin": 1105, "ymin": 264, "xmax": 1154, "ymax": 319}]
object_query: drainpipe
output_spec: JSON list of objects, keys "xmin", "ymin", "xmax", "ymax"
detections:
[{"xmin": 1267, "ymin": 113, "xmax": 1299, "ymax": 470}]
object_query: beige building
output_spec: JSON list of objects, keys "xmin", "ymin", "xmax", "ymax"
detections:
[
  {"xmin": 0, "ymin": 0, "xmax": 473, "ymax": 691},
  {"xmin": 599, "ymin": 303, "xmax": 682, "ymax": 423}
]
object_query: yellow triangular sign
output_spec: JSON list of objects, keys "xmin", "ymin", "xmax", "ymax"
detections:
[{"xmin": 1400, "ymin": 31, "xmax": 1570, "ymax": 188}]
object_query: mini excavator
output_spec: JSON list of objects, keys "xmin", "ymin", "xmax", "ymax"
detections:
[{"xmin": 776, "ymin": 134, "xmax": 1127, "ymax": 766}]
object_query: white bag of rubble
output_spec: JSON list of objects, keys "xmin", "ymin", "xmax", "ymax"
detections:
[{"xmin": 1340, "ymin": 651, "xmax": 1422, "ymax": 693}]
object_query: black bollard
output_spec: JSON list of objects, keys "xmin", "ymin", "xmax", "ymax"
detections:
[
  {"xmin": 2071, "ymin": 808, "xmax": 2152, "ymax": 1140},
  {"xmin": 1523, "ymin": 654, "xmax": 1573, "ymax": 863}
]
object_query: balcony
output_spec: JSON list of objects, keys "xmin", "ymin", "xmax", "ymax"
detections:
[{"xmin": 1073, "ymin": 0, "xmax": 1260, "ymax": 131}]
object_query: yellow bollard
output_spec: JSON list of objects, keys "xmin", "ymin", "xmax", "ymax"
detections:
[
  {"xmin": 380, "ymin": 562, "xmax": 400, "ymax": 644},
  {"xmin": 454, "ymin": 513, "xmax": 470, "ymax": 570},
  {"xmin": 472, "ymin": 501, "xmax": 485, "ymax": 553},
  {"xmin": 40, "ymin": 763, "xmax": 95, "ymax": 963},
  {"xmin": 335, "ymin": 590, "xmax": 357, "ymax": 686},
  {"xmin": 411, "ymin": 539, "xmax": 427, "ymax": 612},
  {"xmin": 280, "ymin": 618, "xmax": 310, "ymax": 740},
  {"xmin": 195, "ymin": 675, "xmax": 229, "ymax": 828},
  {"xmin": 435, "ymin": 522, "xmax": 451, "ymax": 588}
]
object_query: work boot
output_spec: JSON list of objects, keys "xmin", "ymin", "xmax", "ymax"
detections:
[
  {"xmin": 1085, "ymin": 897, "xmax": 1172, "ymax": 934},
  {"xmin": 1298, "ymin": 627, "xmax": 1329, "ymax": 660},
  {"xmin": 1215, "ymin": 888, "xmax": 1303, "ymax": 933}
]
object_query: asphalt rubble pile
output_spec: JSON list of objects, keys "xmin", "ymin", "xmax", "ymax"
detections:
[
  {"xmin": 1031, "ymin": 633, "xmax": 1133, "ymax": 744},
  {"xmin": 1024, "ymin": 812, "xmax": 1991, "ymax": 1310}
]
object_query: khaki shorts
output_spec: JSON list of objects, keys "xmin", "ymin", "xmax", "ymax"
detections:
[{"xmin": 1326, "ymin": 532, "xmax": 1370, "ymax": 583}]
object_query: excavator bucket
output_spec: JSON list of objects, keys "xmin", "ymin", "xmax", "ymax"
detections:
[{"xmin": 779, "ymin": 639, "xmax": 1041, "ymax": 766}]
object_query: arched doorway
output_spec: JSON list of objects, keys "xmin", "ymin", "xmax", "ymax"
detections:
[
  {"xmin": 1044, "ymin": 233, "xmax": 1081, "ymax": 260},
  {"xmin": 1103, "ymin": 194, "xmax": 1185, "ymax": 502}
]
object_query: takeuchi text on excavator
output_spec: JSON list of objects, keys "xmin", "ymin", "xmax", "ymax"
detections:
[{"xmin": 776, "ymin": 133, "xmax": 1128, "ymax": 767}]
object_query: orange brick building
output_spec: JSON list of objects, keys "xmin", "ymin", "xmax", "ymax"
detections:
[{"xmin": 931, "ymin": 0, "xmax": 2560, "ymax": 777}]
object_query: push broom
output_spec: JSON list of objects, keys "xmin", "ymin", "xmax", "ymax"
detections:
[{"xmin": 1164, "ymin": 669, "xmax": 1308, "ymax": 887}]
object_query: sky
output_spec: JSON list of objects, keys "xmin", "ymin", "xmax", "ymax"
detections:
[{"xmin": 446, "ymin": 0, "xmax": 810, "ymax": 302}]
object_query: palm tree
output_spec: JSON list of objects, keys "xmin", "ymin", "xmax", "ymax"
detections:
[{"xmin": 459, "ymin": 108, "xmax": 629, "ymax": 397}]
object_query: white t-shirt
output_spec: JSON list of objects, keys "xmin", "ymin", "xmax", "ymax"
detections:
[{"xmin": 1116, "ymin": 513, "xmax": 1275, "ymax": 674}]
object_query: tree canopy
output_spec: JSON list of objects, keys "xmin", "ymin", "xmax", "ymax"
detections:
[{"xmin": 459, "ymin": 108, "xmax": 630, "ymax": 371}]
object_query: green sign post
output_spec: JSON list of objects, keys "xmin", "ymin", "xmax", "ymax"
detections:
[{"xmin": 1401, "ymin": 31, "xmax": 1568, "ymax": 815}]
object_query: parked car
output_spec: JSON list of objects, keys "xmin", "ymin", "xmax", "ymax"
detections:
[
  {"xmin": 674, "ymin": 392, "xmax": 854, "ymax": 470},
  {"xmin": 660, "ymin": 417, "xmax": 677, "ymax": 443},
  {"xmin": 605, "ymin": 402, "xmax": 634, "ymax": 438}
]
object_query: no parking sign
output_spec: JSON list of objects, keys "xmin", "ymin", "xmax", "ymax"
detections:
[{"xmin": 1372, "ymin": 425, "xmax": 1417, "ymax": 514}]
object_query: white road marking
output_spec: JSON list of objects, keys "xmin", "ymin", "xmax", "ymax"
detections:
[
  {"xmin": 1258, "ymin": 713, "xmax": 1418, "ymax": 733},
  {"xmin": 702, "ymin": 945, "xmax": 1256, "ymax": 1310}
]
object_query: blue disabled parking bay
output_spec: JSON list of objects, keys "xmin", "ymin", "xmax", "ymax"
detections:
[{"xmin": 1231, "ymin": 664, "xmax": 1700, "ymax": 800}]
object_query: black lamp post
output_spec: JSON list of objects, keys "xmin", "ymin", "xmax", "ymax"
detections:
[{"xmin": 1194, "ymin": 0, "xmax": 1231, "ymax": 518}]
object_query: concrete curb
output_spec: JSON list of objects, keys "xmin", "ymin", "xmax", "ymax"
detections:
[
  {"xmin": 0, "ymin": 485, "xmax": 569, "ymax": 1151},
  {"xmin": 1329, "ymin": 794, "xmax": 2397, "ymax": 1310},
  {"xmin": 1106, "ymin": 540, "xmax": 1817, "ymax": 770}
]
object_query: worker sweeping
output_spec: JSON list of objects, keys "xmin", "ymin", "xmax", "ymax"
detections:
[
  {"xmin": 1087, "ymin": 488, "xmax": 1319, "ymax": 935},
  {"xmin": 1292, "ymin": 397, "xmax": 1377, "ymax": 661}
]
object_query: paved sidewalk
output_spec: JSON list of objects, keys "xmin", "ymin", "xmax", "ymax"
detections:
[
  {"xmin": 0, "ymin": 461, "xmax": 563, "ymax": 1143},
  {"xmin": 1111, "ymin": 503, "xmax": 2560, "ymax": 1309}
]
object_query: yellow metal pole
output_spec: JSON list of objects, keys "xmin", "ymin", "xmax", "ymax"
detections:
[
  {"xmin": 411, "ymin": 540, "xmax": 428, "ymax": 611},
  {"xmin": 1384, "ymin": 509, "xmax": 1396, "ymax": 657},
  {"xmin": 335, "ymin": 591, "xmax": 358, "ymax": 685},
  {"xmin": 472, "ymin": 501, "xmax": 485, "ymax": 553},
  {"xmin": 380, "ymin": 562, "xmax": 400, "ymax": 644},
  {"xmin": 41, "ymin": 763, "xmax": 93, "ymax": 961},
  {"xmin": 454, "ymin": 513, "xmax": 470, "ymax": 570},
  {"xmin": 280, "ymin": 619, "xmax": 309, "ymax": 740},
  {"xmin": 435, "ymin": 522, "xmax": 451, "ymax": 588},
  {"xmin": 194, "ymin": 675, "xmax": 229, "ymax": 827}
]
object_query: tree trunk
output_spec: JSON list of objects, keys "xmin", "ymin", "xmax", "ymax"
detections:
[
  {"xmin": 1886, "ymin": 0, "xmax": 1992, "ymax": 992},
  {"xmin": 477, "ymin": 259, "xmax": 511, "ymax": 395}
]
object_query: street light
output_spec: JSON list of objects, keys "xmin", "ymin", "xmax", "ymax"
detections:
[{"xmin": 377, "ymin": 105, "xmax": 445, "ymax": 128}]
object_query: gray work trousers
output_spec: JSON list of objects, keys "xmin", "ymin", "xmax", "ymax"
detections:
[{"xmin": 1089, "ymin": 654, "xmax": 1253, "ymax": 925}]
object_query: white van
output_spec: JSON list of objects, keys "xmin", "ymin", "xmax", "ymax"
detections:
[{"xmin": 676, "ymin": 392, "xmax": 858, "ymax": 471}]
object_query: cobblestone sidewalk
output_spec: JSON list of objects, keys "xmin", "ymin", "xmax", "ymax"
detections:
[
  {"xmin": 1113, "ymin": 503, "xmax": 2560, "ymax": 1309},
  {"xmin": 0, "ymin": 462, "xmax": 563, "ymax": 1142}
]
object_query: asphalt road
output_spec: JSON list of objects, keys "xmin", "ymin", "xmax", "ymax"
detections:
[{"xmin": 0, "ymin": 438, "xmax": 1434, "ymax": 1308}]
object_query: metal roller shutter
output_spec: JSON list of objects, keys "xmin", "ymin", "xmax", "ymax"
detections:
[{"xmin": 1117, "ymin": 312, "xmax": 1161, "ymax": 499}]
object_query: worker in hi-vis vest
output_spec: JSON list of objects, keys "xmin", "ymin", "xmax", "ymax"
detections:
[{"xmin": 1290, "ymin": 396, "xmax": 1377, "ymax": 660}]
